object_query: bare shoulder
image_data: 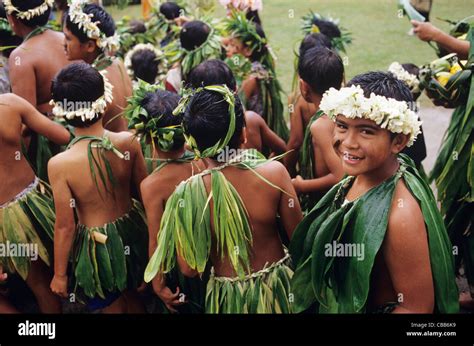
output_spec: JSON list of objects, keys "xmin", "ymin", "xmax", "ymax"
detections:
[
  {"xmin": 387, "ymin": 178, "xmax": 426, "ymax": 242},
  {"xmin": 245, "ymin": 110, "xmax": 263, "ymax": 126},
  {"xmin": 255, "ymin": 160, "xmax": 290, "ymax": 182},
  {"xmin": 141, "ymin": 164, "xmax": 186, "ymax": 199},
  {"xmin": 108, "ymin": 131, "xmax": 138, "ymax": 148},
  {"xmin": 311, "ymin": 116, "xmax": 334, "ymax": 142},
  {"xmin": 48, "ymin": 151, "xmax": 73, "ymax": 177}
]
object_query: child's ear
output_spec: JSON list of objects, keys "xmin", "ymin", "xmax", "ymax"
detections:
[
  {"xmin": 391, "ymin": 133, "xmax": 410, "ymax": 154},
  {"xmin": 85, "ymin": 40, "xmax": 97, "ymax": 53},
  {"xmin": 299, "ymin": 78, "xmax": 311, "ymax": 102}
]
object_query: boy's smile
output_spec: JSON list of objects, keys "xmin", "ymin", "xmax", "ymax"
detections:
[{"xmin": 333, "ymin": 115, "xmax": 401, "ymax": 177}]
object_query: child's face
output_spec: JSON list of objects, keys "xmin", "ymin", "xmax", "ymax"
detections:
[
  {"xmin": 333, "ymin": 115, "xmax": 402, "ymax": 177},
  {"xmin": 224, "ymin": 37, "xmax": 250, "ymax": 58},
  {"xmin": 63, "ymin": 26, "xmax": 92, "ymax": 61}
]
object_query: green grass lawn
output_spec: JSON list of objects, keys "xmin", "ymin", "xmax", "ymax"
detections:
[{"xmin": 108, "ymin": 0, "xmax": 471, "ymax": 98}]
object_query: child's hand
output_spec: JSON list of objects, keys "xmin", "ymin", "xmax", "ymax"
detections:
[
  {"xmin": 50, "ymin": 274, "xmax": 68, "ymax": 298},
  {"xmin": 411, "ymin": 20, "xmax": 442, "ymax": 42},
  {"xmin": 292, "ymin": 175, "xmax": 304, "ymax": 194},
  {"xmin": 152, "ymin": 279, "xmax": 185, "ymax": 313},
  {"xmin": 0, "ymin": 266, "xmax": 7, "ymax": 282}
]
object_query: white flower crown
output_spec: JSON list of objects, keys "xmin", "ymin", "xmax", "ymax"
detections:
[
  {"xmin": 388, "ymin": 62, "xmax": 420, "ymax": 93},
  {"xmin": 319, "ymin": 85, "xmax": 422, "ymax": 147},
  {"xmin": 3, "ymin": 0, "xmax": 54, "ymax": 20},
  {"xmin": 124, "ymin": 43, "xmax": 167, "ymax": 83},
  {"xmin": 69, "ymin": 0, "xmax": 120, "ymax": 54},
  {"xmin": 50, "ymin": 70, "xmax": 114, "ymax": 122}
]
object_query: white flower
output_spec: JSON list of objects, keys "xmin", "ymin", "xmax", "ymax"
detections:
[
  {"xmin": 124, "ymin": 43, "xmax": 167, "ymax": 83},
  {"xmin": 319, "ymin": 85, "xmax": 421, "ymax": 147},
  {"xmin": 388, "ymin": 62, "xmax": 420, "ymax": 93},
  {"xmin": 68, "ymin": 0, "xmax": 120, "ymax": 54},
  {"xmin": 3, "ymin": 0, "xmax": 54, "ymax": 20},
  {"xmin": 50, "ymin": 70, "xmax": 113, "ymax": 122}
]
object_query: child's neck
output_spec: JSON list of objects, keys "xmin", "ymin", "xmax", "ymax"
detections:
[
  {"xmin": 349, "ymin": 155, "xmax": 400, "ymax": 200},
  {"xmin": 308, "ymin": 94, "xmax": 322, "ymax": 110},
  {"xmin": 154, "ymin": 146, "xmax": 185, "ymax": 160},
  {"xmin": 74, "ymin": 121, "xmax": 106, "ymax": 137},
  {"xmin": 84, "ymin": 50, "xmax": 101, "ymax": 65}
]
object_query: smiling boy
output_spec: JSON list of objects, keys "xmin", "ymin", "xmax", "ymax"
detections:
[{"xmin": 290, "ymin": 71, "xmax": 458, "ymax": 313}]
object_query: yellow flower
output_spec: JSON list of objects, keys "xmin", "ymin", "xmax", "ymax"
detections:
[
  {"xmin": 450, "ymin": 63, "xmax": 462, "ymax": 74},
  {"xmin": 436, "ymin": 72, "xmax": 452, "ymax": 87}
]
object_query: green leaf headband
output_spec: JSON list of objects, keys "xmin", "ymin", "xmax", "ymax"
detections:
[
  {"xmin": 173, "ymin": 84, "xmax": 236, "ymax": 159},
  {"xmin": 125, "ymin": 80, "xmax": 184, "ymax": 152},
  {"xmin": 224, "ymin": 10, "xmax": 277, "ymax": 71},
  {"xmin": 300, "ymin": 11, "xmax": 353, "ymax": 53},
  {"xmin": 0, "ymin": 18, "xmax": 12, "ymax": 34}
]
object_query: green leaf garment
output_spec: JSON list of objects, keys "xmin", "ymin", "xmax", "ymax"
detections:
[
  {"xmin": 66, "ymin": 136, "xmax": 148, "ymax": 303},
  {"xmin": 224, "ymin": 10, "xmax": 289, "ymax": 142},
  {"xmin": 298, "ymin": 110, "xmax": 325, "ymax": 213},
  {"xmin": 144, "ymin": 85, "xmax": 294, "ymax": 313},
  {"xmin": 290, "ymin": 154, "xmax": 459, "ymax": 313},
  {"xmin": 0, "ymin": 177, "xmax": 55, "ymax": 280},
  {"xmin": 429, "ymin": 26, "xmax": 474, "ymax": 297}
]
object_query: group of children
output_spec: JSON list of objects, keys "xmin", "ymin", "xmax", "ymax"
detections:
[{"xmin": 0, "ymin": 0, "xmax": 471, "ymax": 314}]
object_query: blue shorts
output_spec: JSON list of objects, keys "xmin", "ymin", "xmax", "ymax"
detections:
[{"xmin": 87, "ymin": 292, "xmax": 121, "ymax": 311}]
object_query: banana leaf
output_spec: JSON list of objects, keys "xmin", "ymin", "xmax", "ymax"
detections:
[{"xmin": 291, "ymin": 154, "xmax": 459, "ymax": 313}]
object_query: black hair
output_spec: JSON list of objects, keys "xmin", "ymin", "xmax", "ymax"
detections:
[
  {"xmin": 159, "ymin": 1, "xmax": 182, "ymax": 20},
  {"xmin": 65, "ymin": 4, "xmax": 115, "ymax": 46},
  {"xmin": 298, "ymin": 46, "xmax": 344, "ymax": 95},
  {"xmin": 311, "ymin": 18, "xmax": 341, "ymax": 40},
  {"xmin": 51, "ymin": 62, "xmax": 105, "ymax": 128},
  {"xmin": 347, "ymin": 71, "xmax": 417, "ymax": 143},
  {"xmin": 401, "ymin": 63, "xmax": 420, "ymax": 77},
  {"xmin": 246, "ymin": 10, "xmax": 261, "ymax": 25},
  {"xmin": 183, "ymin": 89, "xmax": 245, "ymax": 153},
  {"xmin": 142, "ymin": 89, "xmax": 184, "ymax": 151},
  {"xmin": 180, "ymin": 20, "xmax": 209, "ymax": 51},
  {"xmin": 299, "ymin": 33, "xmax": 332, "ymax": 57},
  {"xmin": 128, "ymin": 19, "xmax": 146, "ymax": 34},
  {"xmin": 10, "ymin": 0, "xmax": 51, "ymax": 27},
  {"xmin": 186, "ymin": 59, "xmax": 237, "ymax": 90},
  {"xmin": 131, "ymin": 49, "xmax": 160, "ymax": 84},
  {"xmin": 249, "ymin": 22, "xmax": 267, "ymax": 62},
  {"xmin": 0, "ymin": 3, "xmax": 22, "ymax": 57},
  {"xmin": 347, "ymin": 71, "xmax": 413, "ymax": 104}
]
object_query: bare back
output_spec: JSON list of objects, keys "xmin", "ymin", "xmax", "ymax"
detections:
[
  {"xmin": 0, "ymin": 97, "xmax": 36, "ymax": 204},
  {"xmin": 54, "ymin": 131, "xmax": 140, "ymax": 227},
  {"xmin": 10, "ymin": 30, "xmax": 70, "ymax": 113},
  {"xmin": 203, "ymin": 161, "xmax": 300, "ymax": 277},
  {"xmin": 103, "ymin": 59, "xmax": 132, "ymax": 132}
]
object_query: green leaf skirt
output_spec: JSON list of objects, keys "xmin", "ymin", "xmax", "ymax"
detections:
[
  {"xmin": 205, "ymin": 249, "xmax": 293, "ymax": 314},
  {"xmin": 71, "ymin": 200, "xmax": 148, "ymax": 302},
  {"xmin": 0, "ymin": 177, "xmax": 55, "ymax": 280}
]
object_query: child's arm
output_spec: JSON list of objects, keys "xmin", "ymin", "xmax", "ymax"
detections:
[
  {"xmin": 383, "ymin": 180, "xmax": 435, "ymax": 313},
  {"xmin": 242, "ymin": 75, "xmax": 258, "ymax": 101},
  {"xmin": 258, "ymin": 114, "xmax": 287, "ymax": 155},
  {"xmin": 284, "ymin": 97, "xmax": 304, "ymax": 177},
  {"xmin": 131, "ymin": 136, "xmax": 148, "ymax": 201},
  {"xmin": 48, "ymin": 157, "xmax": 76, "ymax": 299},
  {"xmin": 275, "ymin": 162, "xmax": 303, "ymax": 240},
  {"xmin": 9, "ymin": 51, "xmax": 37, "ymax": 107},
  {"xmin": 141, "ymin": 177, "xmax": 185, "ymax": 313},
  {"xmin": 5, "ymin": 93, "xmax": 70, "ymax": 145},
  {"xmin": 292, "ymin": 121, "xmax": 343, "ymax": 194}
]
